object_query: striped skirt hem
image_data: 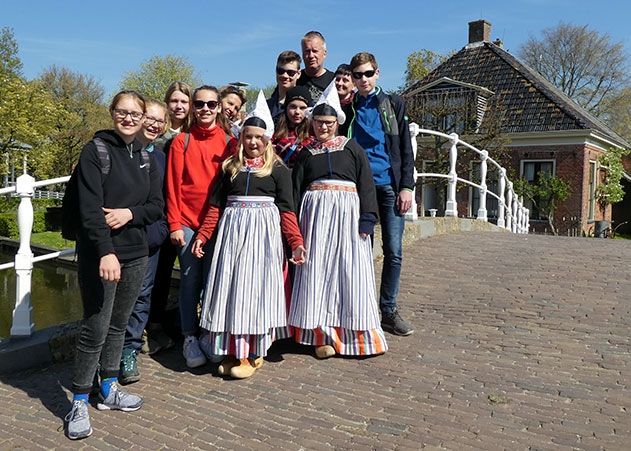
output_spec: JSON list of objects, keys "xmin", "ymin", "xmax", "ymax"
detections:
[
  {"xmin": 204, "ymin": 327, "xmax": 290, "ymax": 359},
  {"xmin": 291, "ymin": 326, "xmax": 388, "ymax": 356}
]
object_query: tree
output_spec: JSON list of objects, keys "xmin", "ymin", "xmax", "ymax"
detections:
[
  {"xmin": 514, "ymin": 173, "xmax": 570, "ymax": 235},
  {"xmin": 600, "ymin": 87, "xmax": 631, "ymax": 143},
  {"xmin": 597, "ymin": 146, "xmax": 630, "ymax": 208},
  {"xmin": 402, "ymin": 49, "xmax": 448, "ymax": 91},
  {"xmin": 518, "ymin": 23, "xmax": 628, "ymax": 117},
  {"xmin": 0, "ymin": 27, "xmax": 22, "ymax": 76},
  {"xmin": 119, "ymin": 55, "xmax": 200, "ymax": 100},
  {"xmin": 37, "ymin": 66, "xmax": 111, "ymax": 175}
]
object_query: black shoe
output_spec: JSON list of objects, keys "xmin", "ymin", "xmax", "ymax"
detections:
[{"xmin": 381, "ymin": 310, "xmax": 414, "ymax": 336}]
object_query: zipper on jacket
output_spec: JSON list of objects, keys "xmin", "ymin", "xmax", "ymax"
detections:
[{"xmin": 126, "ymin": 142, "xmax": 134, "ymax": 159}]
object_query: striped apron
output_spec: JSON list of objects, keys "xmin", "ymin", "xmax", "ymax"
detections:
[
  {"xmin": 200, "ymin": 195, "xmax": 289, "ymax": 358},
  {"xmin": 289, "ymin": 180, "xmax": 387, "ymax": 356}
]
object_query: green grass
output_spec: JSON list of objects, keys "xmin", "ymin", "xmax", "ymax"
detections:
[
  {"xmin": 30, "ymin": 231, "xmax": 73, "ymax": 250},
  {"xmin": 614, "ymin": 232, "xmax": 631, "ymax": 240}
]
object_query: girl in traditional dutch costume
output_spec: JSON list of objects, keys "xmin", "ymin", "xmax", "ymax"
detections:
[
  {"xmin": 289, "ymin": 83, "xmax": 388, "ymax": 359},
  {"xmin": 272, "ymin": 86, "xmax": 313, "ymax": 169},
  {"xmin": 193, "ymin": 93, "xmax": 306, "ymax": 379}
]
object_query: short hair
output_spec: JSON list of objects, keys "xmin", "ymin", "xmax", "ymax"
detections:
[
  {"xmin": 109, "ymin": 90, "xmax": 145, "ymax": 115},
  {"xmin": 349, "ymin": 52, "xmax": 379, "ymax": 71},
  {"xmin": 276, "ymin": 50, "xmax": 301, "ymax": 67},
  {"xmin": 219, "ymin": 85, "xmax": 247, "ymax": 108},
  {"xmin": 335, "ymin": 64, "xmax": 352, "ymax": 76},
  {"xmin": 144, "ymin": 98, "xmax": 171, "ymax": 134},
  {"xmin": 302, "ymin": 30, "xmax": 327, "ymax": 50}
]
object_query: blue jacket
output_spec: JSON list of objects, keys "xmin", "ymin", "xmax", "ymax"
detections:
[
  {"xmin": 144, "ymin": 140, "xmax": 169, "ymax": 252},
  {"xmin": 344, "ymin": 88, "xmax": 415, "ymax": 192}
]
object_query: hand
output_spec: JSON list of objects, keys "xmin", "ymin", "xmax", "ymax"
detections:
[
  {"xmin": 170, "ymin": 229, "xmax": 186, "ymax": 246},
  {"xmin": 360, "ymin": 232, "xmax": 369, "ymax": 239},
  {"xmin": 289, "ymin": 245, "xmax": 307, "ymax": 265},
  {"xmin": 102, "ymin": 208, "xmax": 133, "ymax": 230},
  {"xmin": 191, "ymin": 239, "xmax": 205, "ymax": 258},
  {"xmin": 99, "ymin": 253, "xmax": 120, "ymax": 282},
  {"xmin": 396, "ymin": 190, "xmax": 413, "ymax": 214}
]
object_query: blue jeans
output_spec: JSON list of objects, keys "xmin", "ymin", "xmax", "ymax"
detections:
[
  {"xmin": 375, "ymin": 184, "xmax": 405, "ymax": 314},
  {"xmin": 123, "ymin": 248, "xmax": 161, "ymax": 352},
  {"xmin": 178, "ymin": 225, "xmax": 212, "ymax": 336}
]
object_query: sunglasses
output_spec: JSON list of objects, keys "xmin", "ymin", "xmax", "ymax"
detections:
[
  {"xmin": 352, "ymin": 70, "xmax": 376, "ymax": 80},
  {"xmin": 193, "ymin": 100, "xmax": 219, "ymax": 110},
  {"xmin": 276, "ymin": 67, "xmax": 300, "ymax": 77}
]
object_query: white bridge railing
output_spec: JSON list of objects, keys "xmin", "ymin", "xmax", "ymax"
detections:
[
  {"xmin": 1, "ymin": 125, "xmax": 527, "ymax": 339},
  {"xmin": 0, "ymin": 173, "xmax": 73, "ymax": 337},
  {"xmin": 406, "ymin": 123, "xmax": 529, "ymax": 234}
]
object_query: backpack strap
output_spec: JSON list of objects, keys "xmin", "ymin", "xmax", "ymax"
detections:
[
  {"xmin": 183, "ymin": 132, "xmax": 190, "ymax": 153},
  {"xmin": 93, "ymin": 137, "xmax": 111, "ymax": 176}
]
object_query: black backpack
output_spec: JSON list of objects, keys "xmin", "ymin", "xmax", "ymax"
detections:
[{"xmin": 61, "ymin": 138, "xmax": 150, "ymax": 241}]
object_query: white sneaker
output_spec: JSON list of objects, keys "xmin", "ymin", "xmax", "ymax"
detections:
[
  {"xmin": 198, "ymin": 333, "xmax": 224, "ymax": 363},
  {"xmin": 183, "ymin": 336, "xmax": 207, "ymax": 368}
]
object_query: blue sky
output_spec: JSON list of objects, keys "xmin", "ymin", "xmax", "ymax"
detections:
[{"xmin": 2, "ymin": 0, "xmax": 630, "ymax": 98}]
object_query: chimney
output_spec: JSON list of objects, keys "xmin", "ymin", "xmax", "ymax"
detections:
[{"xmin": 468, "ymin": 20, "xmax": 491, "ymax": 44}]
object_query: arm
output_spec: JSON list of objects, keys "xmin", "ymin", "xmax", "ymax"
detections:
[
  {"xmin": 128, "ymin": 150, "xmax": 165, "ymax": 226},
  {"xmin": 76, "ymin": 141, "xmax": 114, "ymax": 257},
  {"xmin": 392, "ymin": 95, "xmax": 416, "ymax": 191},
  {"xmin": 166, "ymin": 135, "xmax": 186, "ymax": 245},
  {"xmin": 349, "ymin": 140, "xmax": 379, "ymax": 236}
]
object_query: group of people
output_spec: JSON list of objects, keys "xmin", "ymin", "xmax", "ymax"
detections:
[{"xmin": 63, "ymin": 31, "xmax": 416, "ymax": 441}]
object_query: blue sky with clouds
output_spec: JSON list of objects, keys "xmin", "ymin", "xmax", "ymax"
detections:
[{"xmin": 3, "ymin": 0, "xmax": 630, "ymax": 98}]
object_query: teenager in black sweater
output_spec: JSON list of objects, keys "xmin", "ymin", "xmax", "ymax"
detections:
[{"xmin": 65, "ymin": 91, "xmax": 164, "ymax": 440}]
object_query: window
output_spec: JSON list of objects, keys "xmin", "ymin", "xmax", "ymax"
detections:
[
  {"xmin": 520, "ymin": 159, "xmax": 555, "ymax": 220},
  {"xmin": 420, "ymin": 160, "xmax": 446, "ymax": 216},
  {"xmin": 413, "ymin": 87, "xmax": 482, "ymax": 135},
  {"xmin": 588, "ymin": 160, "xmax": 597, "ymax": 221}
]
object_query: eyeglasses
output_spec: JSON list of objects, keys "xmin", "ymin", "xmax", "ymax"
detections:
[
  {"xmin": 351, "ymin": 70, "xmax": 376, "ymax": 80},
  {"xmin": 144, "ymin": 117, "xmax": 166, "ymax": 127},
  {"xmin": 193, "ymin": 100, "xmax": 220, "ymax": 110},
  {"xmin": 314, "ymin": 119, "xmax": 337, "ymax": 128},
  {"xmin": 276, "ymin": 67, "xmax": 300, "ymax": 77},
  {"xmin": 113, "ymin": 109, "xmax": 144, "ymax": 122}
]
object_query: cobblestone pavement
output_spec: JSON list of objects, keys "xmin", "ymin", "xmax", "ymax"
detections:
[{"xmin": 1, "ymin": 232, "xmax": 630, "ymax": 450}]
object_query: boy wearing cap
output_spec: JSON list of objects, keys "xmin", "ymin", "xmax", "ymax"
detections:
[{"xmin": 345, "ymin": 52, "xmax": 415, "ymax": 336}]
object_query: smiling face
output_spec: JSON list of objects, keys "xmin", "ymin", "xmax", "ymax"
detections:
[
  {"xmin": 241, "ymin": 125, "xmax": 267, "ymax": 159},
  {"xmin": 301, "ymin": 37, "xmax": 327, "ymax": 76},
  {"xmin": 286, "ymin": 99, "xmax": 308, "ymax": 126},
  {"xmin": 112, "ymin": 95, "xmax": 144, "ymax": 142},
  {"xmin": 221, "ymin": 93, "xmax": 243, "ymax": 122},
  {"xmin": 141, "ymin": 103, "xmax": 168, "ymax": 144},
  {"xmin": 193, "ymin": 89, "xmax": 221, "ymax": 127},
  {"xmin": 335, "ymin": 73, "xmax": 353, "ymax": 99},
  {"xmin": 312, "ymin": 115, "xmax": 338, "ymax": 142},
  {"xmin": 352, "ymin": 62, "xmax": 380, "ymax": 97},
  {"xmin": 167, "ymin": 90, "xmax": 189, "ymax": 129},
  {"xmin": 276, "ymin": 61, "xmax": 300, "ymax": 90}
]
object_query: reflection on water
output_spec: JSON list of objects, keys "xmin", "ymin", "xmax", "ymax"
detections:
[{"xmin": 0, "ymin": 247, "xmax": 83, "ymax": 338}]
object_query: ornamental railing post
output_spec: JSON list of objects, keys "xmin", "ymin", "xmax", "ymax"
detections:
[
  {"xmin": 497, "ymin": 168, "xmax": 506, "ymax": 228},
  {"xmin": 524, "ymin": 209, "xmax": 530, "ymax": 234},
  {"xmin": 511, "ymin": 192, "xmax": 518, "ymax": 233},
  {"xmin": 476, "ymin": 149, "xmax": 488, "ymax": 221},
  {"xmin": 445, "ymin": 133, "xmax": 458, "ymax": 217},
  {"xmin": 11, "ymin": 173, "xmax": 35, "ymax": 336},
  {"xmin": 406, "ymin": 123, "xmax": 420, "ymax": 221},
  {"xmin": 505, "ymin": 182, "xmax": 513, "ymax": 231}
]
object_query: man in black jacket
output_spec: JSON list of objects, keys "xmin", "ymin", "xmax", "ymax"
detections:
[
  {"xmin": 346, "ymin": 52, "xmax": 415, "ymax": 336},
  {"xmin": 297, "ymin": 31, "xmax": 335, "ymax": 102}
]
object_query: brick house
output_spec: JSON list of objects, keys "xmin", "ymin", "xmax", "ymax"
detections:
[{"xmin": 403, "ymin": 20, "xmax": 630, "ymax": 235}]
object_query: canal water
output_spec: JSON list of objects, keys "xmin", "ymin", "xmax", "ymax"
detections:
[{"xmin": 0, "ymin": 246, "xmax": 82, "ymax": 338}]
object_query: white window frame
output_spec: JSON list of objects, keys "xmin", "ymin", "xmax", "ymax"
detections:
[
  {"xmin": 519, "ymin": 159, "xmax": 556, "ymax": 221},
  {"xmin": 588, "ymin": 160, "xmax": 598, "ymax": 221}
]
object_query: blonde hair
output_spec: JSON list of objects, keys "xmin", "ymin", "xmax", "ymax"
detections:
[
  {"xmin": 164, "ymin": 81, "xmax": 192, "ymax": 131},
  {"xmin": 144, "ymin": 98, "xmax": 171, "ymax": 134},
  {"xmin": 222, "ymin": 135, "xmax": 282, "ymax": 181}
]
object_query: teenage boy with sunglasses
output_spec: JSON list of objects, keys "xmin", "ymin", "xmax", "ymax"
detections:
[
  {"xmin": 297, "ymin": 31, "xmax": 335, "ymax": 102},
  {"xmin": 267, "ymin": 50, "xmax": 302, "ymax": 124},
  {"xmin": 345, "ymin": 52, "xmax": 415, "ymax": 336}
]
